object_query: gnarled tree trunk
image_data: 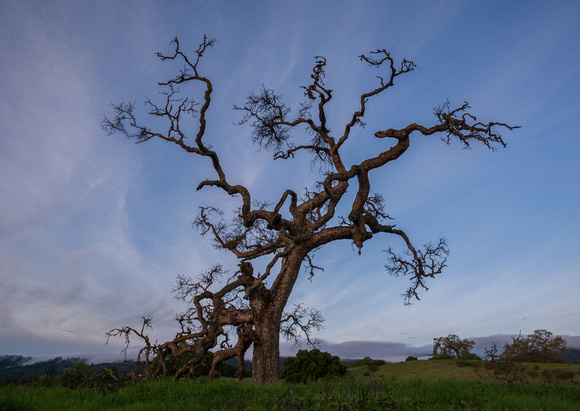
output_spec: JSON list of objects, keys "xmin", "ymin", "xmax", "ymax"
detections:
[
  {"xmin": 250, "ymin": 249, "xmax": 306, "ymax": 384},
  {"xmin": 251, "ymin": 313, "xmax": 282, "ymax": 384}
]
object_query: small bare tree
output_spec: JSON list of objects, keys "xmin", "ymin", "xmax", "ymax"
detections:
[
  {"xmin": 476, "ymin": 339, "xmax": 528, "ymax": 389},
  {"xmin": 103, "ymin": 36, "xmax": 518, "ymax": 384}
]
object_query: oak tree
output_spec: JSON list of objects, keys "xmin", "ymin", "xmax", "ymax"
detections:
[
  {"xmin": 474, "ymin": 330, "xmax": 568, "ymax": 388},
  {"xmin": 432, "ymin": 334, "xmax": 476, "ymax": 359},
  {"xmin": 103, "ymin": 36, "xmax": 518, "ymax": 384},
  {"xmin": 502, "ymin": 329, "xmax": 568, "ymax": 363}
]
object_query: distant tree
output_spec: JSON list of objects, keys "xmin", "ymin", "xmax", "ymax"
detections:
[
  {"xmin": 503, "ymin": 329, "xmax": 568, "ymax": 363},
  {"xmin": 352, "ymin": 356, "xmax": 386, "ymax": 372},
  {"xmin": 475, "ymin": 330, "xmax": 569, "ymax": 389},
  {"xmin": 432, "ymin": 334, "xmax": 476, "ymax": 359},
  {"xmin": 405, "ymin": 356, "xmax": 418, "ymax": 362},
  {"xmin": 479, "ymin": 341, "xmax": 528, "ymax": 389},
  {"xmin": 104, "ymin": 36, "xmax": 518, "ymax": 384},
  {"xmin": 281, "ymin": 349, "xmax": 346, "ymax": 383}
]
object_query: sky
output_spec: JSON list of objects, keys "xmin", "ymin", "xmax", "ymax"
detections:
[{"xmin": 1, "ymin": 0, "xmax": 579, "ymax": 363}]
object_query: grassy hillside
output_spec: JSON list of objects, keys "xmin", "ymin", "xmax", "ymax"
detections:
[
  {"xmin": 2, "ymin": 359, "xmax": 579, "ymax": 410},
  {"xmin": 349, "ymin": 359, "xmax": 580, "ymax": 384}
]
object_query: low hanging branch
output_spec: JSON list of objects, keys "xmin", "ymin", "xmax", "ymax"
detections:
[
  {"xmin": 105, "ymin": 316, "xmax": 156, "ymax": 375},
  {"xmin": 103, "ymin": 35, "xmax": 519, "ymax": 384}
]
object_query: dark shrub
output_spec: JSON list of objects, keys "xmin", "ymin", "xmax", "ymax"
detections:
[
  {"xmin": 61, "ymin": 363, "xmax": 97, "ymax": 389},
  {"xmin": 353, "ymin": 356, "xmax": 386, "ymax": 371},
  {"xmin": 541, "ymin": 369, "xmax": 554, "ymax": 382},
  {"xmin": 219, "ymin": 363, "xmax": 238, "ymax": 378},
  {"xmin": 281, "ymin": 349, "xmax": 346, "ymax": 383},
  {"xmin": 526, "ymin": 369, "xmax": 539, "ymax": 378},
  {"xmin": 554, "ymin": 370, "xmax": 576, "ymax": 380}
]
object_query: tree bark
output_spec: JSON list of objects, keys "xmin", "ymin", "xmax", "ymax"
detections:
[
  {"xmin": 251, "ymin": 313, "xmax": 282, "ymax": 384},
  {"xmin": 250, "ymin": 248, "xmax": 306, "ymax": 384}
]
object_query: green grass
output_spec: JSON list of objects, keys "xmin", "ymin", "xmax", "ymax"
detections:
[
  {"xmin": 351, "ymin": 359, "xmax": 580, "ymax": 384},
  {"xmin": 2, "ymin": 361, "xmax": 580, "ymax": 410}
]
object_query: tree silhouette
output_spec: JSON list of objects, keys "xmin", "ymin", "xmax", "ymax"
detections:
[{"xmin": 103, "ymin": 36, "xmax": 519, "ymax": 384}]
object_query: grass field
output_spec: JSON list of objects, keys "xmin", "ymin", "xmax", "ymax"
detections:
[
  {"xmin": 349, "ymin": 359, "xmax": 580, "ymax": 384},
  {"xmin": 1, "ymin": 360, "xmax": 579, "ymax": 410}
]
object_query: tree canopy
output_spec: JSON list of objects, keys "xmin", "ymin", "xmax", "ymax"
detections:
[
  {"xmin": 432, "ymin": 334, "xmax": 476, "ymax": 360},
  {"xmin": 281, "ymin": 349, "xmax": 346, "ymax": 383},
  {"xmin": 502, "ymin": 329, "xmax": 568, "ymax": 363}
]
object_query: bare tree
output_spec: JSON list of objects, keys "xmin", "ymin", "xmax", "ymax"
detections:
[
  {"xmin": 102, "ymin": 36, "xmax": 519, "ymax": 384},
  {"xmin": 475, "ymin": 340, "xmax": 529, "ymax": 389}
]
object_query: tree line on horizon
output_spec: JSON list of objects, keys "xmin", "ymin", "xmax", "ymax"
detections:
[{"xmin": 432, "ymin": 329, "xmax": 569, "ymax": 363}]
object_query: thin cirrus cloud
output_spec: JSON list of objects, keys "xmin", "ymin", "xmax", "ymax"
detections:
[{"xmin": 0, "ymin": 18, "xmax": 112, "ymax": 237}]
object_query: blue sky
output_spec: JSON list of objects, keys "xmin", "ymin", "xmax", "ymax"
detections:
[{"xmin": 1, "ymin": 0, "xmax": 579, "ymax": 362}]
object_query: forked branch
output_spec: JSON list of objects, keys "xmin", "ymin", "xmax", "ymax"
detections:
[
  {"xmin": 385, "ymin": 238, "xmax": 449, "ymax": 305},
  {"xmin": 281, "ymin": 303, "xmax": 325, "ymax": 348}
]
